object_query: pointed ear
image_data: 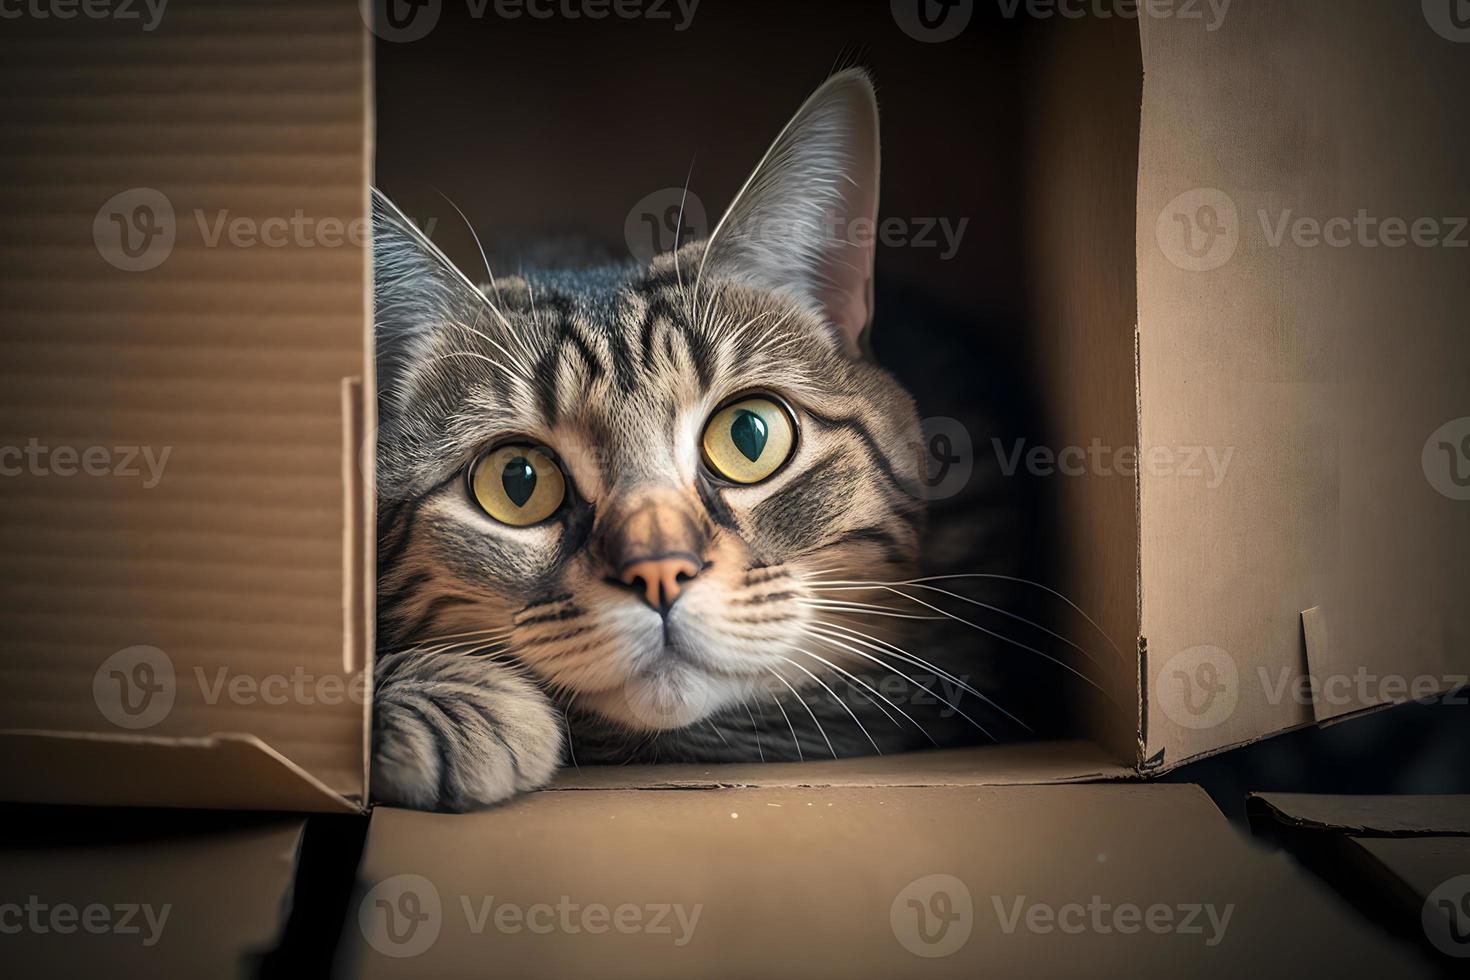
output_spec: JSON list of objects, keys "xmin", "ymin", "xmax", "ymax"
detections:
[
  {"xmin": 700, "ymin": 68, "xmax": 881, "ymax": 357},
  {"xmin": 372, "ymin": 188, "xmax": 481, "ymax": 403}
]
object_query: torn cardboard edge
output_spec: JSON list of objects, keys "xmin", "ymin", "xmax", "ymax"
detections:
[
  {"xmin": 0, "ymin": 728, "xmax": 362, "ymax": 813},
  {"xmin": 1247, "ymin": 793, "xmax": 1470, "ymax": 961},
  {"xmin": 1248, "ymin": 792, "xmax": 1470, "ymax": 837}
]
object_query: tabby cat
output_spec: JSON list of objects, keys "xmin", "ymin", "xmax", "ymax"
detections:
[{"xmin": 372, "ymin": 69, "xmax": 1029, "ymax": 811}]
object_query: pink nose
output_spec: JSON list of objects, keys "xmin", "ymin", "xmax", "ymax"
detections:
[{"xmin": 618, "ymin": 555, "xmax": 702, "ymax": 614}]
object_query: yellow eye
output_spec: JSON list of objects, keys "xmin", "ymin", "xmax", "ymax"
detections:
[
  {"xmin": 470, "ymin": 445, "xmax": 567, "ymax": 526},
  {"xmin": 701, "ymin": 396, "xmax": 796, "ymax": 484}
]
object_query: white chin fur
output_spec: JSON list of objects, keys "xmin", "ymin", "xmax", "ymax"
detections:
[{"xmin": 582, "ymin": 665, "xmax": 745, "ymax": 731}]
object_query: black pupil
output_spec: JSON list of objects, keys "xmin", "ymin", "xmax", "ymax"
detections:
[
  {"xmin": 730, "ymin": 409, "xmax": 768, "ymax": 462},
  {"xmin": 502, "ymin": 456, "xmax": 537, "ymax": 508}
]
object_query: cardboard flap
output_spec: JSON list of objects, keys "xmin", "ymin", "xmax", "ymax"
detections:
[
  {"xmin": 0, "ymin": 0, "xmax": 371, "ymax": 810},
  {"xmin": 1136, "ymin": 2, "xmax": 1470, "ymax": 768},
  {"xmin": 1, "ymin": 808, "xmax": 307, "ymax": 977},
  {"xmin": 1249, "ymin": 793, "xmax": 1470, "ymax": 837},
  {"xmin": 340, "ymin": 784, "xmax": 1426, "ymax": 979},
  {"xmin": 0, "ymin": 729, "xmax": 360, "ymax": 813},
  {"xmin": 1347, "ymin": 836, "xmax": 1470, "ymax": 904},
  {"xmin": 553, "ymin": 740, "xmax": 1131, "ymax": 791}
]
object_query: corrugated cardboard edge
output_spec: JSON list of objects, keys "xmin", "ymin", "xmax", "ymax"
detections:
[
  {"xmin": 1248, "ymin": 792, "xmax": 1470, "ymax": 837},
  {"xmin": 360, "ymin": 8, "xmax": 379, "ymax": 810},
  {"xmin": 548, "ymin": 740, "xmax": 1135, "ymax": 791},
  {"xmin": 1133, "ymin": 320, "xmax": 1147, "ymax": 768},
  {"xmin": 0, "ymin": 729, "xmax": 361, "ymax": 813}
]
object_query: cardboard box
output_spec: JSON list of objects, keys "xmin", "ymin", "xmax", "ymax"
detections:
[
  {"xmin": 339, "ymin": 784, "xmax": 1434, "ymax": 978},
  {"xmin": 1248, "ymin": 793, "xmax": 1470, "ymax": 965},
  {"xmin": 0, "ymin": 1, "xmax": 1464, "ymax": 973},
  {"xmin": 0, "ymin": 807, "xmax": 307, "ymax": 978},
  {"xmin": 2, "ymin": 0, "xmax": 1464, "ymax": 814}
]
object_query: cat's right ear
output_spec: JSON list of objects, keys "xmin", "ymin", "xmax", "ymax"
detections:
[
  {"xmin": 371, "ymin": 189, "xmax": 474, "ymax": 405},
  {"xmin": 698, "ymin": 69, "xmax": 881, "ymax": 358}
]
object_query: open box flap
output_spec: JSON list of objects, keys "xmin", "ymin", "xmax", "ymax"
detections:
[
  {"xmin": 1248, "ymin": 793, "xmax": 1470, "ymax": 837},
  {"xmin": 0, "ymin": 0, "xmax": 372, "ymax": 810},
  {"xmin": 1247, "ymin": 793, "xmax": 1470, "ymax": 955},
  {"xmin": 1, "ymin": 807, "xmax": 308, "ymax": 976},
  {"xmin": 1134, "ymin": 3, "xmax": 1470, "ymax": 771},
  {"xmin": 341, "ymin": 783, "xmax": 1428, "ymax": 979},
  {"xmin": 0, "ymin": 728, "xmax": 361, "ymax": 813}
]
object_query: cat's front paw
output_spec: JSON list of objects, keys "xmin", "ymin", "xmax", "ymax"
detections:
[{"xmin": 371, "ymin": 652, "xmax": 563, "ymax": 811}]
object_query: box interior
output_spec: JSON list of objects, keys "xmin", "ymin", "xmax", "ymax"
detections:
[{"xmin": 2, "ymin": 0, "xmax": 1468, "ymax": 813}]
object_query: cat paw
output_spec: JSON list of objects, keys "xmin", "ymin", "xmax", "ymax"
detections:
[{"xmin": 371, "ymin": 652, "xmax": 563, "ymax": 811}]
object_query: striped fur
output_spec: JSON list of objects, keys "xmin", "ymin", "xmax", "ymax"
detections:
[{"xmin": 372, "ymin": 70, "xmax": 1006, "ymax": 811}]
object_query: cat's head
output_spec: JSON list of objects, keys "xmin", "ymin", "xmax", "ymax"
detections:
[{"xmin": 375, "ymin": 69, "xmax": 925, "ymax": 730}]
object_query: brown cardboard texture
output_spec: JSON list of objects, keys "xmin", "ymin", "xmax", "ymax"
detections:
[
  {"xmin": 340, "ymin": 784, "xmax": 1429, "ymax": 978},
  {"xmin": 0, "ymin": 809, "xmax": 307, "ymax": 978},
  {"xmin": 1248, "ymin": 793, "xmax": 1470, "ymax": 960},
  {"xmin": 0, "ymin": 1, "xmax": 372, "ymax": 811},
  {"xmin": 0, "ymin": 0, "xmax": 1467, "ymax": 812}
]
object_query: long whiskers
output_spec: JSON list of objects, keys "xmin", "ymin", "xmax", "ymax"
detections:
[
  {"xmin": 775, "ymin": 653, "xmax": 881, "ymax": 755},
  {"xmin": 764, "ymin": 665, "xmax": 835, "ymax": 759},
  {"xmin": 805, "ymin": 585, "xmax": 1112, "ymax": 697},
  {"xmin": 812, "ymin": 573, "xmax": 1127, "ymax": 661},
  {"xmin": 785, "ymin": 646, "xmax": 939, "ymax": 747},
  {"xmin": 800, "ymin": 622, "xmax": 1005, "ymax": 740}
]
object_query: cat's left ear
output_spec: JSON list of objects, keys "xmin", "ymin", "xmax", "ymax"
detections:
[{"xmin": 701, "ymin": 68, "xmax": 880, "ymax": 358}]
